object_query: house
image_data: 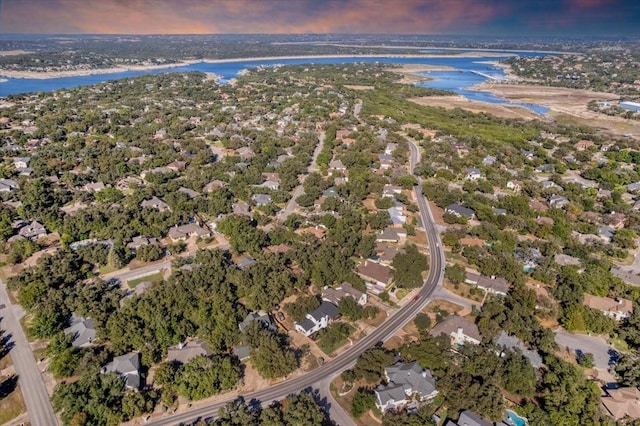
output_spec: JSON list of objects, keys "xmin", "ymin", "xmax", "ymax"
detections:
[
  {"xmin": 167, "ymin": 160, "xmax": 187, "ymax": 171},
  {"xmin": 549, "ymin": 195, "xmax": 569, "ymax": 209},
  {"xmin": 492, "ymin": 208, "xmax": 507, "ymax": 216},
  {"xmin": 236, "ymin": 147, "xmax": 255, "ymax": 160},
  {"xmin": 626, "ymin": 182, "xmax": 640, "ymax": 193},
  {"xmin": 542, "ymin": 180, "xmax": 561, "ymax": 190},
  {"xmin": 447, "ymin": 410, "xmax": 494, "ymax": 426},
  {"xmin": 583, "ymin": 294, "xmax": 633, "ymax": 321},
  {"xmin": 506, "ymin": 180, "xmax": 521, "ymax": 192},
  {"xmin": 178, "ymin": 187, "xmax": 200, "ymax": 199},
  {"xmin": 235, "ymin": 255, "xmax": 257, "ymax": 270},
  {"xmin": 376, "ymin": 227, "xmax": 407, "ymax": 243},
  {"xmin": 378, "ymin": 153, "xmax": 395, "ymax": 170},
  {"xmin": 294, "ymin": 301, "xmax": 340, "ymax": 336},
  {"xmin": 12, "ymin": 157, "xmax": 30, "ymax": 169},
  {"xmin": 255, "ymin": 180, "xmax": 279, "ymax": 191},
  {"xmin": 18, "ymin": 220, "xmax": 47, "ymax": 241},
  {"xmin": 373, "ymin": 244, "xmax": 401, "ymax": 264},
  {"xmin": 167, "ymin": 340, "xmax": 212, "ymax": 364},
  {"xmin": 168, "ymin": 223, "xmax": 211, "ymax": 241},
  {"xmin": 387, "ymin": 203, "xmax": 407, "ymax": 225},
  {"xmin": 232, "ymin": 202, "xmax": 251, "ymax": 216},
  {"xmin": 465, "ymin": 167, "xmax": 482, "ymax": 181},
  {"xmin": 521, "ymin": 149, "xmax": 535, "ymax": 161},
  {"xmin": 375, "ymin": 361, "xmax": 438, "ymax": 412},
  {"xmin": 601, "ymin": 386, "xmax": 640, "ymax": 420},
  {"xmin": 494, "ymin": 331, "xmax": 543, "ymax": 369},
  {"xmin": 445, "ymin": 204, "xmax": 475, "ymax": 220},
  {"xmin": 429, "ymin": 315, "xmax": 482, "ymax": 346},
  {"xmin": 63, "ymin": 313, "xmax": 96, "ymax": 348},
  {"xmin": 605, "ymin": 212, "xmax": 626, "ymax": 229},
  {"xmin": 482, "ymin": 155, "xmax": 496, "ymax": 166},
  {"xmin": 296, "ymin": 226, "xmax": 327, "ymax": 240},
  {"xmin": 322, "ymin": 282, "xmax": 368, "ymax": 306},
  {"xmin": 385, "ymin": 143, "xmax": 398, "ymax": 155},
  {"xmin": 514, "ymin": 247, "xmax": 542, "ymax": 271},
  {"xmin": 238, "ymin": 311, "xmax": 275, "ymax": 332},
  {"xmin": 357, "ymin": 260, "xmax": 393, "ymax": 292},
  {"xmin": 382, "ymin": 184, "xmax": 403, "ymax": 198},
  {"xmin": 554, "ymin": 253, "xmax": 581, "ymax": 267},
  {"xmin": 84, "ymin": 182, "xmax": 105, "ymax": 192},
  {"xmin": 140, "ymin": 196, "xmax": 170, "ymax": 212},
  {"xmin": 465, "ymin": 272, "xmax": 510, "ymax": 296},
  {"xmin": 0, "ymin": 179, "xmax": 18, "ymax": 192},
  {"xmin": 101, "ymin": 352, "xmax": 141, "ymax": 389},
  {"xmin": 203, "ymin": 180, "xmax": 227, "ymax": 192},
  {"xmin": 252, "ymin": 193, "xmax": 272, "ymax": 206},
  {"xmin": 328, "ymin": 159, "xmax": 347, "ymax": 174},
  {"xmin": 126, "ymin": 235, "xmax": 160, "ymax": 252}
]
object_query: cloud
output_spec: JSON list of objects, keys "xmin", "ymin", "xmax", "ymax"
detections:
[{"xmin": 0, "ymin": 0, "xmax": 507, "ymax": 34}]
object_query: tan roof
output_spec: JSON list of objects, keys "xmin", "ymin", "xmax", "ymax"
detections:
[
  {"xmin": 583, "ymin": 294, "xmax": 633, "ymax": 314},
  {"xmin": 357, "ymin": 260, "xmax": 393, "ymax": 285},
  {"xmin": 602, "ymin": 387, "xmax": 640, "ymax": 419},
  {"xmin": 429, "ymin": 315, "xmax": 482, "ymax": 342}
]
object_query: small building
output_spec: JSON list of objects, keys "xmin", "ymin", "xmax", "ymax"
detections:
[
  {"xmin": 322, "ymin": 282, "xmax": 368, "ymax": 306},
  {"xmin": 376, "ymin": 227, "xmax": 407, "ymax": 244},
  {"xmin": 84, "ymin": 182, "xmax": 105, "ymax": 192},
  {"xmin": 167, "ymin": 340, "xmax": 212, "ymax": 364},
  {"xmin": 12, "ymin": 157, "xmax": 30, "ymax": 169},
  {"xmin": 429, "ymin": 315, "xmax": 482, "ymax": 346},
  {"xmin": 506, "ymin": 180, "xmax": 521, "ymax": 192},
  {"xmin": 0, "ymin": 179, "xmax": 18, "ymax": 193},
  {"xmin": 619, "ymin": 101, "xmax": 640, "ymax": 113},
  {"xmin": 482, "ymin": 155, "xmax": 496, "ymax": 166},
  {"xmin": 583, "ymin": 294, "xmax": 633, "ymax": 321},
  {"xmin": 294, "ymin": 301, "xmax": 340, "ymax": 337},
  {"xmin": 375, "ymin": 361, "xmax": 438, "ymax": 412},
  {"xmin": 252, "ymin": 193, "xmax": 272, "ymax": 206},
  {"xmin": 126, "ymin": 235, "xmax": 160, "ymax": 252},
  {"xmin": 554, "ymin": 253, "xmax": 581, "ymax": 267},
  {"xmin": 203, "ymin": 180, "xmax": 228, "ymax": 192},
  {"xmin": 178, "ymin": 187, "xmax": 200, "ymax": 199},
  {"xmin": 63, "ymin": 313, "xmax": 96, "ymax": 348},
  {"xmin": 574, "ymin": 140, "xmax": 595, "ymax": 151},
  {"xmin": 101, "ymin": 352, "xmax": 141, "ymax": 389},
  {"xmin": 382, "ymin": 184, "xmax": 403, "ymax": 198},
  {"xmin": 447, "ymin": 410, "xmax": 494, "ymax": 426}
]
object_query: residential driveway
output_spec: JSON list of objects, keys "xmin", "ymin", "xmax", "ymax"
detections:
[{"xmin": 555, "ymin": 328, "xmax": 619, "ymax": 382}]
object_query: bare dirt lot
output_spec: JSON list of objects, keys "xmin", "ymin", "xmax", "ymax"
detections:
[
  {"xmin": 410, "ymin": 95, "xmax": 540, "ymax": 120},
  {"xmin": 472, "ymin": 83, "xmax": 639, "ymax": 139}
]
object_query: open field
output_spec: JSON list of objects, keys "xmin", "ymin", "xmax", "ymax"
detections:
[
  {"xmin": 0, "ymin": 383, "xmax": 26, "ymax": 424},
  {"xmin": 409, "ymin": 95, "xmax": 540, "ymax": 120},
  {"xmin": 472, "ymin": 82, "xmax": 639, "ymax": 139}
]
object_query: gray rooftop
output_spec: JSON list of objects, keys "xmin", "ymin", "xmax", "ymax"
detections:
[
  {"xmin": 494, "ymin": 331, "xmax": 543, "ymax": 369},
  {"xmin": 63, "ymin": 314, "xmax": 96, "ymax": 347}
]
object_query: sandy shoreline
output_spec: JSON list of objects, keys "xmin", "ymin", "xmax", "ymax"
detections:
[{"xmin": 0, "ymin": 53, "xmax": 511, "ymax": 80}]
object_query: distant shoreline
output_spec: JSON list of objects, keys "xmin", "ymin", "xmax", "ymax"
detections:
[{"xmin": 0, "ymin": 52, "xmax": 516, "ymax": 80}]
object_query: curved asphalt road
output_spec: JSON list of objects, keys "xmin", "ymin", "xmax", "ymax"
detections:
[{"xmin": 148, "ymin": 138, "xmax": 443, "ymax": 425}]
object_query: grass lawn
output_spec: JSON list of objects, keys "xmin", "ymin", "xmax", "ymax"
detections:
[
  {"xmin": 316, "ymin": 323, "xmax": 355, "ymax": 355},
  {"xmin": 99, "ymin": 264, "xmax": 118, "ymax": 274},
  {"xmin": 128, "ymin": 272, "xmax": 163, "ymax": 288},
  {"xmin": 395, "ymin": 288, "xmax": 409, "ymax": 301},
  {"xmin": 608, "ymin": 336, "xmax": 630, "ymax": 352},
  {"xmin": 0, "ymin": 383, "xmax": 26, "ymax": 424}
]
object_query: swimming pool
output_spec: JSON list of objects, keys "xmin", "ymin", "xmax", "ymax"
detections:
[{"xmin": 506, "ymin": 409, "xmax": 527, "ymax": 426}]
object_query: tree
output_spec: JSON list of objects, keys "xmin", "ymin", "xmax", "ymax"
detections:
[
  {"xmin": 174, "ymin": 355, "xmax": 241, "ymax": 400},
  {"xmin": 354, "ymin": 347, "xmax": 394, "ymax": 383},
  {"xmin": 351, "ymin": 387, "xmax": 375, "ymax": 418},
  {"xmin": 444, "ymin": 264, "xmax": 465, "ymax": 284},
  {"xmin": 577, "ymin": 352, "xmax": 595, "ymax": 368},
  {"xmin": 414, "ymin": 313, "xmax": 432, "ymax": 331},
  {"xmin": 392, "ymin": 243, "xmax": 428, "ymax": 289}
]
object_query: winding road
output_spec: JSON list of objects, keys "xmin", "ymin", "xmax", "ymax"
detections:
[{"xmin": 147, "ymin": 138, "xmax": 444, "ymax": 425}]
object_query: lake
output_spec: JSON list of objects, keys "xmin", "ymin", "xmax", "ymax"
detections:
[{"xmin": 0, "ymin": 54, "xmax": 549, "ymax": 115}]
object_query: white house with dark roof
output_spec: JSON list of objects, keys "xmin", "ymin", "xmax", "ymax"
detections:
[
  {"xmin": 294, "ymin": 301, "xmax": 340, "ymax": 337},
  {"xmin": 465, "ymin": 167, "xmax": 482, "ymax": 181},
  {"xmin": 374, "ymin": 361, "xmax": 438, "ymax": 412},
  {"xmin": 101, "ymin": 352, "xmax": 141, "ymax": 389}
]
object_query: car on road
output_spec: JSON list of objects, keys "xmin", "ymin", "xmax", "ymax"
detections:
[{"xmin": 413, "ymin": 294, "xmax": 420, "ymax": 302}]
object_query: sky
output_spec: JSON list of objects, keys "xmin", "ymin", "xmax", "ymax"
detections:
[{"xmin": 0, "ymin": 0, "xmax": 638, "ymax": 36}]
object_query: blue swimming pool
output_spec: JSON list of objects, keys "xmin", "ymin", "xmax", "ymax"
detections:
[{"xmin": 506, "ymin": 409, "xmax": 527, "ymax": 426}]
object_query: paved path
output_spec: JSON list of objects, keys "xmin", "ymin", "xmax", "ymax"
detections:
[
  {"xmin": 147, "ymin": 138, "xmax": 445, "ymax": 426},
  {"xmin": 317, "ymin": 376, "xmax": 357, "ymax": 426},
  {"xmin": 555, "ymin": 328, "xmax": 619, "ymax": 370},
  {"xmin": 279, "ymin": 131, "xmax": 325, "ymax": 221},
  {"xmin": 0, "ymin": 281, "xmax": 58, "ymax": 426}
]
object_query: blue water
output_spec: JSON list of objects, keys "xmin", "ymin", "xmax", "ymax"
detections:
[
  {"xmin": 0, "ymin": 54, "xmax": 549, "ymax": 115},
  {"xmin": 506, "ymin": 409, "xmax": 528, "ymax": 426}
]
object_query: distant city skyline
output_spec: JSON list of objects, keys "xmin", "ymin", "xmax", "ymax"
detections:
[{"xmin": 1, "ymin": 0, "xmax": 638, "ymax": 36}]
